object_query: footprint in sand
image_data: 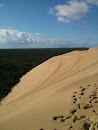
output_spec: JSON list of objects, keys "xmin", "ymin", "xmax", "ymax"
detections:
[
  {"xmin": 83, "ymin": 104, "xmax": 93, "ymax": 109},
  {"xmin": 51, "ymin": 83, "xmax": 98, "ymax": 130},
  {"xmin": 52, "ymin": 116, "xmax": 65, "ymax": 122},
  {"xmin": 95, "ymin": 100, "xmax": 98, "ymax": 103},
  {"xmin": 52, "ymin": 115, "xmax": 72, "ymax": 123},
  {"xmin": 71, "ymin": 109, "xmax": 77, "ymax": 115}
]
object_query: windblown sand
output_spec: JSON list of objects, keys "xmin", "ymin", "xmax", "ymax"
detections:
[{"xmin": 0, "ymin": 47, "xmax": 98, "ymax": 130}]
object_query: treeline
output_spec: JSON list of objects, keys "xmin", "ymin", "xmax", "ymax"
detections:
[{"xmin": 0, "ymin": 48, "xmax": 89, "ymax": 101}]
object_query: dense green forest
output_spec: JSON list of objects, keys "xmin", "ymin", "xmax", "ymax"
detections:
[{"xmin": 0, "ymin": 48, "xmax": 89, "ymax": 101}]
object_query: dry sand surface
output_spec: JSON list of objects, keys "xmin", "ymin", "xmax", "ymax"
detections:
[{"xmin": 0, "ymin": 47, "xmax": 98, "ymax": 130}]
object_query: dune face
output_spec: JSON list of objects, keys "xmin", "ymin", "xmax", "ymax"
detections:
[{"xmin": 0, "ymin": 48, "xmax": 98, "ymax": 130}]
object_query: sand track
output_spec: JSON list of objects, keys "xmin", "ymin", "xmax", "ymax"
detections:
[{"xmin": 4, "ymin": 58, "xmax": 62, "ymax": 105}]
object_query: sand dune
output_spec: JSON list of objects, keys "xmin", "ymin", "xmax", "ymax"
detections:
[{"xmin": 0, "ymin": 47, "xmax": 98, "ymax": 130}]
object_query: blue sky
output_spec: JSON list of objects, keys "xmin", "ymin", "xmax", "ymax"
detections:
[{"xmin": 0, "ymin": 0, "xmax": 98, "ymax": 48}]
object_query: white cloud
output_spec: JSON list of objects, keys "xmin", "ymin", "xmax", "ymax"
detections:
[
  {"xmin": 57, "ymin": 16, "xmax": 71, "ymax": 23},
  {"xmin": 50, "ymin": 0, "xmax": 89, "ymax": 23},
  {"xmin": 55, "ymin": 1, "xmax": 89, "ymax": 19},
  {"xmin": 86, "ymin": 0, "xmax": 98, "ymax": 5},
  {"xmin": 0, "ymin": 29, "xmax": 97, "ymax": 48},
  {"xmin": 0, "ymin": 4, "xmax": 4, "ymax": 8},
  {"xmin": 0, "ymin": 30, "xmax": 46, "ymax": 48}
]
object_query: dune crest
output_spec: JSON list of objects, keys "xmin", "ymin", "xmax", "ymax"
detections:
[{"xmin": 0, "ymin": 47, "xmax": 98, "ymax": 130}]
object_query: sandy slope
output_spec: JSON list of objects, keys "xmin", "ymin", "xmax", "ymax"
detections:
[{"xmin": 0, "ymin": 47, "xmax": 98, "ymax": 130}]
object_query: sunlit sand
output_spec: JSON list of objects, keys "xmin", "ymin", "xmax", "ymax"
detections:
[{"xmin": 0, "ymin": 47, "xmax": 98, "ymax": 130}]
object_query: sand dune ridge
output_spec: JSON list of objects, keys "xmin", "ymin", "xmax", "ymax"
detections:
[{"xmin": 0, "ymin": 47, "xmax": 98, "ymax": 130}]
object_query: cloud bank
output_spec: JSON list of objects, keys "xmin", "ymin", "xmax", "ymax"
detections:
[
  {"xmin": 49, "ymin": 0, "xmax": 98, "ymax": 23},
  {"xmin": 0, "ymin": 29, "xmax": 97, "ymax": 48}
]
